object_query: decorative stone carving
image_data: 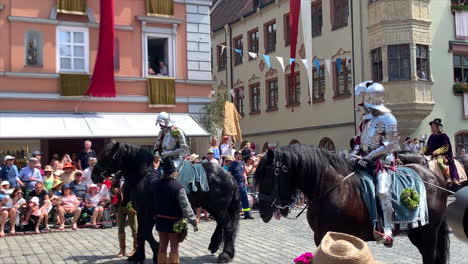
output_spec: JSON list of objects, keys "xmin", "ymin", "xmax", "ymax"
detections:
[
  {"xmin": 248, "ymin": 74, "xmax": 260, "ymax": 83},
  {"xmin": 259, "ymin": 59, "xmax": 266, "ymax": 72},
  {"xmin": 413, "ymin": 31, "xmax": 431, "ymax": 45},
  {"xmin": 265, "ymin": 68, "xmax": 278, "ymax": 78}
]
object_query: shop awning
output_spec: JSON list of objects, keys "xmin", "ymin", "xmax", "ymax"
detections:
[{"xmin": 0, "ymin": 112, "xmax": 208, "ymax": 139}]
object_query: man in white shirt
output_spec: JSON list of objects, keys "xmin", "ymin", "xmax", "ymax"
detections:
[
  {"xmin": 203, "ymin": 149, "xmax": 219, "ymax": 165},
  {"xmin": 220, "ymin": 136, "xmax": 231, "ymax": 157}
]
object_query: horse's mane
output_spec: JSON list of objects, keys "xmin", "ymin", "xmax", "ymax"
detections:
[{"xmin": 256, "ymin": 144, "xmax": 354, "ymax": 195}]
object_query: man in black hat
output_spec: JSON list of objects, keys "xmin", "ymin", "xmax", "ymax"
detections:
[{"xmin": 424, "ymin": 118, "xmax": 460, "ymax": 185}]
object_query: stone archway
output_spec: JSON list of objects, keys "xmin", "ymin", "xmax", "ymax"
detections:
[{"xmin": 319, "ymin": 137, "xmax": 336, "ymax": 152}]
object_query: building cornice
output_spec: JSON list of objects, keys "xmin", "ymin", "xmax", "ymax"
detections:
[
  {"xmin": 7, "ymin": 16, "xmax": 134, "ymax": 31},
  {"xmin": 136, "ymin": 16, "xmax": 183, "ymax": 25},
  {"xmin": 243, "ymin": 122, "xmax": 355, "ymax": 137},
  {"xmin": 0, "ymin": 92, "xmax": 211, "ymax": 104},
  {"xmin": 0, "ymin": 72, "xmax": 215, "ymax": 85}
]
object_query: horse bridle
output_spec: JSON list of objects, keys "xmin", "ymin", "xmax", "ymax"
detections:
[{"xmin": 258, "ymin": 159, "xmax": 293, "ymax": 210}]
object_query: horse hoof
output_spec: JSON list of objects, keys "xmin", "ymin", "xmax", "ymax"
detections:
[
  {"xmin": 217, "ymin": 253, "xmax": 232, "ymax": 263},
  {"xmin": 208, "ymin": 243, "xmax": 220, "ymax": 254}
]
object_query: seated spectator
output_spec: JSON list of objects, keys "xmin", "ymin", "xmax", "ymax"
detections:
[
  {"xmin": 52, "ymin": 160, "xmax": 64, "ymax": 176},
  {"xmin": 18, "ymin": 157, "xmax": 43, "ymax": 194},
  {"xmin": 82, "ymin": 157, "xmax": 97, "ymax": 187},
  {"xmin": 85, "ymin": 184, "xmax": 104, "ymax": 227},
  {"xmin": 0, "ymin": 155, "xmax": 21, "ymax": 188},
  {"xmin": 69, "ymin": 171, "xmax": 87, "ymax": 202},
  {"xmin": 0, "ymin": 192, "xmax": 11, "ymax": 237},
  {"xmin": 2, "ymin": 188, "xmax": 26, "ymax": 235},
  {"xmin": 50, "ymin": 179, "xmax": 63, "ymax": 196},
  {"xmin": 43, "ymin": 165, "xmax": 54, "ymax": 192},
  {"xmin": 57, "ymin": 184, "xmax": 81, "ymax": 230},
  {"xmin": 23, "ymin": 182, "xmax": 51, "ymax": 233},
  {"xmin": 1, "ymin": 181, "xmax": 12, "ymax": 195},
  {"xmin": 60, "ymin": 162, "xmax": 76, "ymax": 185}
]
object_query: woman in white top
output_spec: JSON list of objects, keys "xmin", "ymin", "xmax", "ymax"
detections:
[
  {"xmin": 1, "ymin": 188, "xmax": 26, "ymax": 236},
  {"xmin": 82, "ymin": 157, "xmax": 97, "ymax": 187}
]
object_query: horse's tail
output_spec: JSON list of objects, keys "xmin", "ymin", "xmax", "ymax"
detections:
[{"xmin": 436, "ymin": 217, "xmax": 450, "ymax": 264}]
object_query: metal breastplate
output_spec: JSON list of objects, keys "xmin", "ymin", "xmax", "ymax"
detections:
[
  {"xmin": 161, "ymin": 131, "xmax": 177, "ymax": 151},
  {"xmin": 360, "ymin": 118, "xmax": 383, "ymax": 152}
]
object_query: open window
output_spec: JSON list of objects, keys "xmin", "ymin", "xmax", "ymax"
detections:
[{"xmin": 145, "ymin": 34, "xmax": 174, "ymax": 77}]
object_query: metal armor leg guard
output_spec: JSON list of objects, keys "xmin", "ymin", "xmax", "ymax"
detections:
[{"xmin": 377, "ymin": 170, "xmax": 394, "ymax": 247}]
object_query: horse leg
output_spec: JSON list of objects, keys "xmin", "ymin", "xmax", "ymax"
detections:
[
  {"xmin": 128, "ymin": 211, "xmax": 146, "ymax": 263},
  {"xmin": 435, "ymin": 218, "xmax": 450, "ymax": 264},
  {"xmin": 419, "ymin": 226, "xmax": 440, "ymax": 264},
  {"xmin": 216, "ymin": 210, "xmax": 236, "ymax": 263},
  {"xmin": 142, "ymin": 218, "xmax": 159, "ymax": 264},
  {"xmin": 208, "ymin": 216, "xmax": 223, "ymax": 254}
]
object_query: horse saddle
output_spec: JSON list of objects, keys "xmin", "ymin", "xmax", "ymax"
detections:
[
  {"xmin": 177, "ymin": 160, "xmax": 209, "ymax": 193},
  {"xmin": 359, "ymin": 167, "xmax": 429, "ymax": 230}
]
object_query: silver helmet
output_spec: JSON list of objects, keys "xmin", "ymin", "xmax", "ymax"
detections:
[
  {"xmin": 156, "ymin": 112, "xmax": 171, "ymax": 127},
  {"xmin": 354, "ymin": 81, "xmax": 390, "ymax": 113}
]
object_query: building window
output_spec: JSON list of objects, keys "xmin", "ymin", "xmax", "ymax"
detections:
[
  {"xmin": 312, "ymin": 1, "xmax": 323, "ymax": 37},
  {"xmin": 145, "ymin": 34, "xmax": 174, "ymax": 77},
  {"xmin": 25, "ymin": 30, "xmax": 43, "ymax": 67},
  {"xmin": 266, "ymin": 78, "xmax": 278, "ymax": 111},
  {"xmin": 371, "ymin": 48, "xmax": 383, "ymax": 82},
  {"xmin": 284, "ymin": 13, "xmax": 290, "ymax": 46},
  {"xmin": 234, "ymin": 88, "xmax": 244, "ymax": 115},
  {"xmin": 233, "ymin": 35, "xmax": 243, "ymax": 66},
  {"xmin": 217, "ymin": 43, "xmax": 227, "ymax": 72},
  {"xmin": 456, "ymin": 132, "xmax": 468, "ymax": 156},
  {"xmin": 264, "ymin": 20, "xmax": 277, "ymax": 54},
  {"xmin": 248, "ymin": 29, "xmax": 259, "ymax": 60},
  {"xmin": 286, "ymin": 72, "xmax": 300, "ymax": 106},
  {"xmin": 416, "ymin": 45, "xmax": 429, "ymax": 81},
  {"xmin": 454, "ymin": 54, "xmax": 468, "ymax": 83},
  {"xmin": 319, "ymin": 137, "xmax": 336, "ymax": 152},
  {"xmin": 114, "ymin": 38, "xmax": 120, "ymax": 70},
  {"xmin": 57, "ymin": 27, "xmax": 89, "ymax": 73},
  {"xmin": 331, "ymin": 0, "xmax": 349, "ymax": 30},
  {"xmin": 250, "ymin": 83, "xmax": 261, "ymax": 114},
  {"xmin": 388, "ymin": 44, "xmax": 410, "ymax": 81},
  {"xmin": 333, "ymin": 59, "xmax": 352, "ymax": 96},
  {"xmin": 313, "ymin": 66, "xmax": 325, "ymax": 102}
]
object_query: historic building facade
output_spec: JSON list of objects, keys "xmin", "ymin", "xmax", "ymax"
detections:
[
  {"xmin": 212, "ymin": 0, "xmax": 468, "ymax": 154},
  {"xmin": 0, "ymin": 0, "xmax": 212, "ymax": 164}
]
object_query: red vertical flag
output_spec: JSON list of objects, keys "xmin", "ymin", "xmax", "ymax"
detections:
[
  {"xmin": 87, "ymin": 0, "xmax": 116, "ymax": 97},
  {"xmin": 289, "ymin": 0, "xmax": 301, "ymax": 94}
]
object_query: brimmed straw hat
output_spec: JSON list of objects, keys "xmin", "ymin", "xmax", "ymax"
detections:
[
  {"xmin": 225, "ymin": 156, "xmax": 235, "ymax": 161},
  {"xmin": 88, "ymin": 184, "xmax": 99, "ymax": 191},
  {"xmin": 52, "ymin": 179, "xmax": 63, "ymax": 189},
  {"xmin": 44, "ymin": 165, "xmax": 53, "ymax": 172},
  {"xmin": 313, "ymin": 232, "xmax": 382, "ymax": 264},
  {"xmin": 189, "ymin": 154, "xmax": 199, "ymax": 162},
  {"xmin": 63, "ymin": 162, "xmax": 76, "ymax": 170}
]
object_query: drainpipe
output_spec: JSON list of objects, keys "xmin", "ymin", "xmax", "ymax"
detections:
[
  {"xmin": 350, "ymin": 0, "xmax": 357, "ymax": 134},
  {"xmin": 229, "ymin": 25, "xmax": 234, "ymax": 100}
]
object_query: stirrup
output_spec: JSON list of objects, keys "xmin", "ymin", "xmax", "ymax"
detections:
[{"xmin": 373, "ymin": 230, "xmax": 393, "ymax": 248}]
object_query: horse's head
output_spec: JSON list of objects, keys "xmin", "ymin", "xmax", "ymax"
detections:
[
  {"xmin": 91, "ymin": 141, "xmax": 126, "ymax": 184},
  {"xmin": 255, "ymin": 148, "xmax": 295, "ymax": 223}
]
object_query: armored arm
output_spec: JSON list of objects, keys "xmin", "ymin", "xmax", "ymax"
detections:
[
  {"xmin": 363, "ymin": 115, "xmax": 400, "ymax": 160},
  {"xmin": 153, "ymin": 130, "xmax": 164, "ymax": 155}
]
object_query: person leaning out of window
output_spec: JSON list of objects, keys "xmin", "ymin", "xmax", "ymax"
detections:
[{"xmin": 153, "ymin": 159, "xmax": 197, "ymax": 264}]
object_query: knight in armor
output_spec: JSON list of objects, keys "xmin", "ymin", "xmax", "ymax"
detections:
[
  {"xmin": 354, "ymin": 81, "xmax": 400, "ymax": 247},
  {"xmin": 154, "ymin": 112, "xmax": 190, "ymax": 169},
  {"xmin": 424, "ymin": 118, "xmax": 460, "ymax": 185}
]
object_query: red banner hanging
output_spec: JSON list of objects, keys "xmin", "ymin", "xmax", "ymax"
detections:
[
  {"xmin": 87, "ymin": 0, "xmax": 116, "ymax": 97},
  {"xmin": 290, "ymin": 0, "xmax": 301, "ymax": 98}
]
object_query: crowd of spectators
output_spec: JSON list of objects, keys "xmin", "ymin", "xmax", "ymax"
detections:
[{"xmin": 0, "ymin": 140, "xmax": 112, "ymax": 237}]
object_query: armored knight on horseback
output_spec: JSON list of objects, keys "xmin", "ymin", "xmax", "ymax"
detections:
[
  {"xmin": 154, "ymin": 112, "xmax": 190, "ymax": 169},
  {"xmin": 354, "ymin": 81, "xmax": 400, "ymax": 247}
]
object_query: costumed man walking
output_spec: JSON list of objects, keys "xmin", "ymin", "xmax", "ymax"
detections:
[
  {"xmin": 424, "ymin": 118, "xmax": 460, "ymax": 185},
  {"xmin": 354, "ymin": 81, "xmax": 400, "ymax": 247},
  {"xmin": 113, "ymin": 177, "xmax": 138, "ymax": 258},
  {"xmin": 153, "ymin": 112, "xmax": 190, "ymax": 169},
  {"xmin": 154, "ymin": 159, "xmax": 197, "ymax": 264},
  {"xmin": 229, "ymin": 150, "xmax": 254, "ymax": 220}
]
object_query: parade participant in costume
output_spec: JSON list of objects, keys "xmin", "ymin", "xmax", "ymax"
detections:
[
  {"xmin": 113, "ymin": 178, "xmax": 138, "ymax": 258},
  {"xmin": 354, "ymin": 81, "xmax": 400, "ymax": 247},
  {"xmin": 351, "ymin": 81, "xmax": 374, "ymax": 157},
  {"xmin": 153, "ymin": 112, "xmax": 190, "ymax": 169},
  {"xmin": 154, "ymin": 158, "xmax": 197, "ymax": 264},
  {"xmin": 424, "ymin": 118, "xmax": 460, "ymax": 185}
]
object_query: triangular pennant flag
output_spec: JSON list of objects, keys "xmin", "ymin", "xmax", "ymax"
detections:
[
  {"xmin": 248, "ymin": 52, "xmax": 258, "ymax": 59},
  {"xmin": 301, "ymin": 59, "xmax": 309, "ymax": 70},
  {"xmin": 230, "ymin": 89, "xmax": 235, "ymax": 97},
  {"xmin": 336, "ymin": 58, "xmax": 342, "ymax": 73},
  {"xmin": 221, "ymin": 45, "xmax": 226, "ymax": 56},
  {"xmin": 314, "ymin": 59, "xmax": 321, "ymax": 74},
  {"xmin": 325, "ymin": 59, "xmax": 331, "ymax": 75},
  {"xmin": 234, "ymin": 49, "xmax": 243, "ymax": 55},
  {"xmin": 289, "ymin": 58, "xmax": 296, "ymax": 65},
  {"xmin": 263, "ymin": 55, "xmax": 271, "ymax": 69},
  {"xmin": 276, "ymin": 56, "xmax": 285, "ymax": 71},
  {"xmin": 346, "ymin": 56, "xmax": 352, "ymax": 70}
]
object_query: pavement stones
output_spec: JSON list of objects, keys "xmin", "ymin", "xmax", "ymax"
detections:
[{"xmin": 0, "ymin": 210, "xmax": 467, "ymax": 263}]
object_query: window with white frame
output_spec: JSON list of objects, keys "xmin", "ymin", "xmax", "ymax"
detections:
[
  {"xmin": 57, "ymin": 27, "xmax": 89, "ymax": 73},
  {"xmin": 145, "ymin": 34, "xmax": 175, "ymax": 77}
]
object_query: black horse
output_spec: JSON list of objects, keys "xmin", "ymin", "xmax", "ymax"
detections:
[
  {"xmin": 92, "ymin": 141, "xmax": 240, "ymax": 263},
  {"xmin": 255, "ymin": 144, "xmax": 449, "ymax": 264}
]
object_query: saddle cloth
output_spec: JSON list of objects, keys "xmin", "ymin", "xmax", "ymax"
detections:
[
  {"xmin": 359, "ymin": 166, "xmax": 429, "ymax": 230},
  {"xmin": 177, "ymin": 160, "xmax": 210, "ymax": 193},
  {"xmin": 427, "ymin": 158, "xmax": 467, "ymax": 183}
]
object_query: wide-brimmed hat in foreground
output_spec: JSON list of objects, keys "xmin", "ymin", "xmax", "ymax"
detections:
[{"xmin": 313, "ymin": 232, "xmax": 382, "ymax": 264}]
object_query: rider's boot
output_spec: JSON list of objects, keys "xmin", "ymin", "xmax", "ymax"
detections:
[
  {"xmin": 158, "ymin": 253, "xmax": 168, "ymax": 264},
  {"xmin": 376, "ymin": 198, "xmax": 394, "ymax": 247}
]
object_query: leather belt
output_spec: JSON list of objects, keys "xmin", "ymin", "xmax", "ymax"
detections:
[{"xmin": 156, "ymin": 214, "xmax": 181, "ymax": 220}]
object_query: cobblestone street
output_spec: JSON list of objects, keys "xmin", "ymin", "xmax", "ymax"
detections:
[{"xmin": 0, "ymin": 209, "xmax": 467, "ymax": 264}]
